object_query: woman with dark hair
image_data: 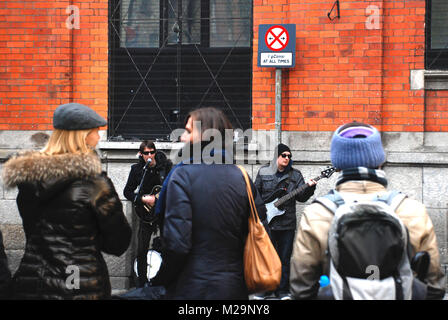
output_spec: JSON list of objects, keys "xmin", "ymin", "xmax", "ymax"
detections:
[
  {"xmin": 176, "ymin": 107, "xmax": 234, "ymax": 163},
  {"xmin": 182, "ymin": 107, "xmax": 233, "ymax": 138},
  {"xmin": 151, "ymin": 107, "xmax": 267, "ymax": 299}
]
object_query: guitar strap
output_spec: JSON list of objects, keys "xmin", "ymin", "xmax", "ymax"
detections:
[
  {"xmin": 159, "ymin": 167, "xmax": 167, "ymax": 184},
  {"xmin": 284, "ymin": 170, "xmax": 294, "ymax": 190},
  {"xmin": 275, "ymin": 169, "xmax": 293, "ymax": 192},
  {"xmin": 287, "ymin": 170, "xmax": 293, "ymax": 185}
]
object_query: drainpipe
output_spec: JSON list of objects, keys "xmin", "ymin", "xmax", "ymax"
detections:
[{"xmin": 275, "ymin": 68, "xmax": 282, "ymax": 145}]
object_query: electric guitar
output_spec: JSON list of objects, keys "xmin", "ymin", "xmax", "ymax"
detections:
[
  {"xmin": 133, "ymin": 185, "xmax": 162, "ymax": 224},
  {"xmin": 265, "ymin": 166, "xmax": 336, "ymax": 223}
]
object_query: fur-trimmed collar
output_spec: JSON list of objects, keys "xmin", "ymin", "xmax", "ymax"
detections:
[{"xmin": 2, "ymin": 151, "xmax": 102, "ymax": 188}]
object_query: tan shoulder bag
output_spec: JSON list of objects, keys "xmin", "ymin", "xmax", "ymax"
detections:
[{"xmin": 237, "ymin": 165, "xmax": 282, "ymax": 294}]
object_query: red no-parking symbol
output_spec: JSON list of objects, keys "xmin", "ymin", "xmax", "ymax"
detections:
[{"xmin": 265, "ymin": 25, "xmax": 289, "ymax": 51}]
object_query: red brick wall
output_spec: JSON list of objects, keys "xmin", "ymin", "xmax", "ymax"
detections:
[
  {"xmin": 0, "ymin": 0, "xmax": 445, "ymax": 133},
  {"xmin": 252, "ymin": 0, "xmax": 429, "ymax": 132},
  {"xmin": 0, "ymin": 0, "xmax": 108, "ymax": 130},
  {"xmin": 425, "ymin": 90, "xmax": 448, "ymax": 131}
]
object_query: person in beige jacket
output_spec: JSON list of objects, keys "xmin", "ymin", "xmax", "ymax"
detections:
[{"xmin": 290, "ymin": 121, "xmax": 446, "ymax": 300}]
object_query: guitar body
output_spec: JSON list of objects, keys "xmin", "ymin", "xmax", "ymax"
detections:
[
  {"xmin": 264, "ymin": 188, "xmax": 287, "ymax": 204},
  {"xmin": 263, "ymin": 166, "xmax": 336, "ymax": 224},
  {"xmin": 134, "ymin": 185, "xmax": 162, "ymax": 224}
]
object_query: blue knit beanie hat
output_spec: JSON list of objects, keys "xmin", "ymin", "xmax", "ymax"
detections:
[{"xmin": 330, "ymin": 122, "xmax": 385, "ymax": 170}]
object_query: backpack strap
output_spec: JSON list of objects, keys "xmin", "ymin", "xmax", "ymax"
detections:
[
  {"xmin": 375, "ymin": 190, "xmax": 411, "ymax": 298},
  {"xmin": 389, "ymin": 192, "xmax": 408, "ymax": 212},
  {"xmin": 313, "ymin": 190, "xmax": 345, "ymax": 215},
  {"xmin": 314, "ymin": 189, "xmax": 408, "ymax": 215},
  {"xmin": 375, "ymin": 190, "xmax": 408, "ymax": 212}
]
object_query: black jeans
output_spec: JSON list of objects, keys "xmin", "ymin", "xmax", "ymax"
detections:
[
  {"xmin": 270, "ymin": 229, "xmax": 296, "ymax": 295},
  {"xmin": 136, "ymin": 222, "xmax": 157, "ymax": 288}
]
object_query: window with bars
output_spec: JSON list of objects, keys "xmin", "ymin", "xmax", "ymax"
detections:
[
  {"xmin": 109, "ymin": 0, "xmax": 253, "ymax": 141},
  {"xmin": 120, "ymin": 0, "xmax": 160, "ymax": 48},
  {"xmin": 166, "ymin": 0, "xmax": 201, "ymax": 45},
  {"xmin": 426, "ymin": 0, "xmax": 448, "ymax": 70},
  {"xmin": 210, "ymin": 1, "xmax": 251, "ymax": 47},
  {"xmin": 118, "ymin": 0, "xmax": 251, "ymax": 48}
]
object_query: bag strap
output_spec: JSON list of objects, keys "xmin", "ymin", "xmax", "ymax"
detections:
[
  {"xmin": 237, "ymin": 165, "xmax": 260, "ymax": 224},
  {"xmin": 284, "ymin": 169, "xmax": 294, "ymax": 188},
  {"xmin": 313, "ymin": 189, "xmax": 345, "ymax": 215},
  {"xmin": 315, "ymin": 189, "xmax": 408, "ymax": 215},
  {"xmin": 375, "ymin": 190, "xmax": 408, "ymax": 212}
]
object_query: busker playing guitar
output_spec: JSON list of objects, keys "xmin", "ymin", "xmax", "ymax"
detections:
[
  {"xmin": 124, "ymin": 140, "xmax": 172, "ymax": 288},
  {"xmin": 254, "ymin": 143, "xmax": 317, "ymax": 300}
]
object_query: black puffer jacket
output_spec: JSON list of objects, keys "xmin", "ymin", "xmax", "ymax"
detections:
[
  {"xmin": 2, "ymin": 151, "xmax": 132, "ymax": 300},
  {"xmin": 151, "ymin": 151, "xmax": 267, "ymax": 299},
  {"xmin": 255, "ymin": 161, "xmax": 316, "ymax": 230}
]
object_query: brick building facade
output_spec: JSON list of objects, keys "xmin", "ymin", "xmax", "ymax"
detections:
[
  {"xmin": 0, "ymin": 0, "xmax": 446, "ymax": 133},
  {"xmin": 0, "ymin": 0, "xmax": 108, "ymax": 131}
]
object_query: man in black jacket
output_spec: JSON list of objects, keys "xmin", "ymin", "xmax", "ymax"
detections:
[
  {"xmin": 254, "ymin": 143, "xmax": 317, "ymax": 300},
  {"xmin": 124, "ymin": 140, "xmax": 172, "ymax": 288}
]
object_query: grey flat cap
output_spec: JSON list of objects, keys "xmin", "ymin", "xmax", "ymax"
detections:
[{"xmin": 53, "ymin": 103, "xmax": 107, "ymax": 130}]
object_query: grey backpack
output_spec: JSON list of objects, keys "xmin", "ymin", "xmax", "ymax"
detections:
[{"xmin": 315, "ymin": 190, "xmax": 414, "ymax": 300}]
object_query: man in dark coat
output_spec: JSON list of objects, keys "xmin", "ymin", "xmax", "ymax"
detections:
[
  {"xmin": 0, "ymin": 229, "xmax": 11, "ymax": 299},
  {"xmin": 151, "ymin": 107, "xmax": 267, "ymax": 299},
  {"xmin": 124, "ymin": 140, "xmax": 172, "ymax": 288},
  {"xmin": 254, "ymin": 143, "xmax": 317, "ymax": 300}
]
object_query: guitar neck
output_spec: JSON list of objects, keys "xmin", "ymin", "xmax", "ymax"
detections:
[{"xmin": 274, "ymin": 175, "xmax": 323, "ymax": 207}]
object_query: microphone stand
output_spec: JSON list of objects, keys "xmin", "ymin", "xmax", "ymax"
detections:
[
  {"xmin": 133, "ymin": 159, "xmax": 152, "ymax": 218},
  {"xmin": 133, "ymin": 158, "xmax": 161, "ymax": 287}
]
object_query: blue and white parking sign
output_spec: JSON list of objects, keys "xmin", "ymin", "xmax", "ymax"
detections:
[{"xmin": 257, "ymin": 24, "xmax": 296, "ymax": 68}]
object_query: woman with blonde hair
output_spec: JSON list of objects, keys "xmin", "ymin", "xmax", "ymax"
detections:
[{"xmin": 2, "ymin": 103, "xmax": 132, "ymax": 299}]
